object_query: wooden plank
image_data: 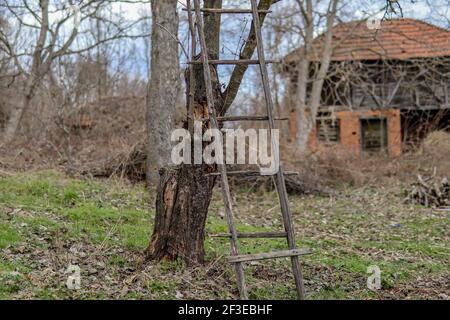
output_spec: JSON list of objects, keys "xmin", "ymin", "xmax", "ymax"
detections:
[
  {"xmin": 200, "ymin": 116, "xmax": 288, "ymax": 122},
  {"xmin": 228, "ymin": 249, "xmax": 312, "ymax": 264},
  {"xmin": 188, "ymin": 59, "xmax": 276, "ymax": 65},
  {"xmin": 208, "ymin": 171, "xmax": 299, "ymax": 177},
  {"xmin": 250, "ymin": 0, "xmax": 307, "ymax": 300},
  {"xmin": 183, "ymin": 8, "xmax": 271, "ymax": 14},
  {"xmin": 192, "ymin": 0, "xmax": 248, "ymax": 300},
  {"xmin": 212, "ymin": 232, "xmax": 288, "ymax": 239},
  {"xmin": 186, "ymin": 0, "xmax": 196, "ymax": 136}
]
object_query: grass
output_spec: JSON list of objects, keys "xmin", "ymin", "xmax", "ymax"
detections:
[
  {"xmin": 0, "ymin": 223, "xmax": 22, "ymax": 249},
  {"xmin": 0, "ymin": 170, "xmax": 448, "ymax": 300}
]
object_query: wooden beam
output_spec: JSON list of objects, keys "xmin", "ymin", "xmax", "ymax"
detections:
[
  {"xmin": 208, "ymin": 171, "xmax": 299, "ymax": 177},
  {"xmin": 183, "ymin": 8, "xmax": 272, "ymax": 14},
  {"xmin": 188, "ymin": 59, "xmax": 277, "ymax": 65},
  {"xmin": 228, "ymin": 249, "xmax": 313, "ymax": 263},
  {"xmin": 250, "ymin": 0, "xmax": 307, "ymax": 300},
  {"xmin": 384, "ymin": 77, "xmax": 404, "ymax": 108},
  {"xmin": 200, "ymin": 116, "xmax": 288, "ymax": 122},
  {"xmin": 193, "ymin": 0, "xmax": 248, "ymax": 300},
  {"xmin": 212, "ymin": 232, "xmax": 288, "ymax": 239}
]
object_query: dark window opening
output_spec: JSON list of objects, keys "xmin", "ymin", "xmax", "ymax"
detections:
[
  {"xmin": 317, "ymin": 118, "xmax": 340, "ymax": 143},
  {"xmin": 361, "ymin": 118, "xmax": 388, "ymax": 153}
]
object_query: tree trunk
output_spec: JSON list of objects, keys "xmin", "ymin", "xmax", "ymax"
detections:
[
  {"xmin": 2, "ymin": 0, "xmax": 49, "ymax": 144},
  {"xmin": 294, "ymin": 57, "xmax": 311, "ymax": 153},
  {"xmin": 146, "ymin": 165, "xmax": 216, "ymax": 264},
  {"xmin": 3, "ymin": 76, "xmax": 38, "ymax": 143},
  {"xmin": 146, "ymin": 0, "xmax": 180, "ymax": 186},
  {"xmin": 146, "ymin": 60, "xmax": 223, "ymax": 266},
  {"xmin": 291, "ymin": 0, "xmax": 339, "ymax": 154}
]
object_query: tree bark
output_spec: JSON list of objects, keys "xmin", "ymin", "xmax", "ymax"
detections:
[
  {"xmin": 146, "ymin": 58, "xmax": 222, "ymax": 266},
  {"xmin": 147, "ymin": 166, "xmax": 216, "ymax": 264},
  {"xmin": 3, "ymin": 74, "xmax": 39, "ymax": 143},
  {"xmin": 2, "ymin": 0, "xmax": 50, "ymax": 143},
  {"xmin": 146, "ymin": 0, "xmax": 180, "ymax": 186}
]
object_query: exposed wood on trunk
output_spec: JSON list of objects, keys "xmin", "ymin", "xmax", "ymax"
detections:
[
  {"xmin": 146, "ymin": 53, "xmax": 221, "ymax": 264},
  {"xmin": 146, "ymin": 166, "xmax": 216, "ymax": 264}
]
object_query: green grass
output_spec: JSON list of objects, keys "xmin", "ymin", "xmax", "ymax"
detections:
[
  {"xmin": 0, "ymin": 170, "xmax": 448, "ymax": 300},
  {"xmin": 0, "ymin": 224, "xmax": 22, "ymax": 248}
]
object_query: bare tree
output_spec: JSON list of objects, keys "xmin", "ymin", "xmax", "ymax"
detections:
[
  {"xmin": 0, "ymin": 0, "xmax": 148, "ymax": 144},
  {"xmin": 284, "ymin": 0, "xmax": 340, "ymax": 152}
]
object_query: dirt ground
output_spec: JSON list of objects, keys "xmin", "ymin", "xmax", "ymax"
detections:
[{"xmin": 0, "ymin": 170, "xmax": 448, "ymax": 300}]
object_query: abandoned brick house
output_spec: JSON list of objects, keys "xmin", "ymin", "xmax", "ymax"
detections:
[{"xmin": 284, "ymin": 18, "xmax": 450, "ymax": 157}]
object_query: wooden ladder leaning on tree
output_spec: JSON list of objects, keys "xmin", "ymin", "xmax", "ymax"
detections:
[{"xmin": 188, "ymin": 0, "xmax": 312, "ymax": 300}]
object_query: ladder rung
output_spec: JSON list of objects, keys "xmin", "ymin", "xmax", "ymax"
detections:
[
  {"xmin": 208, "ymin": 171, "xmax": 299, "ymax": 177},
  {"xmin": 183, "ymin": 8, "xmax": 272, "ymax": 14},
  {"xmin": 201, "ymin": 116, "xmax": 288, "ymax": 122},
  {"xmin": 212, "ymin": 232, "xmax": 288, "ymax": 239},
  {"xmin": 228, "ymin": 249, "xmax": 312, "ymax": 264},
  {"xmin": 188, "ymin": 59, "xmax": 276, "ymax": 65}
]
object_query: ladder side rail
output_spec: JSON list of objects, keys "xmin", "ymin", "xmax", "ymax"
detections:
[
  {"xmin": 186, "ymin": 0, "xmax": 197, "ymax": 136},
  {"xmin": 249, "ymin": 0, "xmax": 306, "ymax": 300},
  {"xmin": 192, "ymin": 0, "xmax": 248, "ymax": 300}
]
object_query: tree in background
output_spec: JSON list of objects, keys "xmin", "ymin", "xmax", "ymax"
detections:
[
  {"xmin": 0, "ymin": 0, "xmax": 148, "ymax": 144},
  {"xmin": 284, "ymin": 0, "xmax": 340, "ymax": 153}
]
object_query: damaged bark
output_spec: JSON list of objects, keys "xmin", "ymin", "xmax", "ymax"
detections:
[
  {"xmin": 146, "ymin": 59, "xmax": 222, "ymax": 265},
  {"xmin": 146, "ymin": 166, "xmax": 216, "ymax": 264}
]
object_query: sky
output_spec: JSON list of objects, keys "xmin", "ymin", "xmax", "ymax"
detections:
[
  {"xmin": 115, "ymin": 0, "xmax": 449, "ymax": 64},
  {"xmin": 118, "ymin": 0, "xmax": 450, "ymax": 26}
]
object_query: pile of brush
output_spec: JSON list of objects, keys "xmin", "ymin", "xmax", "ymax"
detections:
[
  {"xmin": 405, "ymin": 171, "xmax": 449, "ymax": 208},
  {"xmin": 228, "ymin": 167, "xmax": 335, "ymax": 196}
]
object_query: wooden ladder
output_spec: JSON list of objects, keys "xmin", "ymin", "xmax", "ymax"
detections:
[{"xmin": 188, "ymin": 0, "xmax": 311, "ymax": 300}]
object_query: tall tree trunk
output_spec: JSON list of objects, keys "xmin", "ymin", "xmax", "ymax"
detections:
[
  {"xmin": 147, "ymin": 58, "xmax": 223, "ymax": 265},
  {"xmin": 2, "ymin": 0, "xmax": 49, "ymax": 144},
  {"xmin": 294, "ymin": 57, "xmax": 311, "ymax": 152},
  {"xmin": 3, "ymin": 76, "xmax": 39, "ymax": 143},
  {"xmin": 146, "ymin": 0, "xmax": 180, "ymax": 186}
]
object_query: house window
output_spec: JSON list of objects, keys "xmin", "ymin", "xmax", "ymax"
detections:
[
  {"xmin": 361, "ymin": 118, "xmax": 388, "ymax": 153},
  {"xmin": 316, "ymin": 119, "xmax": 340, "ymax": 143}
]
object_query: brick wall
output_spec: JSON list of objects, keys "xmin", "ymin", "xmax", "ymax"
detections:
[{"xmin": 310, "ymin": 108, "xmax": 402, "ymax": 157}]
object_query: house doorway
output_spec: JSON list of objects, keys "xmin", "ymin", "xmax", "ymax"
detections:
[{"xmin": 361, "ymin": 118, "xmax": 388, "ymax": 153}]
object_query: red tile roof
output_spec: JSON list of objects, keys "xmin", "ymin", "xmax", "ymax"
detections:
[{"xmin": 285, "ymin": 18, "xmax": 450, "ymax": 62}]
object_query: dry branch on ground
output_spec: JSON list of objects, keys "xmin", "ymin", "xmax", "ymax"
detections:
[{"xmin": 405, "ymin": 172, "xmax": 449, "ymax": 208}]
